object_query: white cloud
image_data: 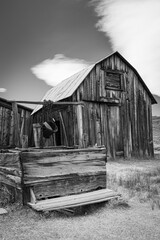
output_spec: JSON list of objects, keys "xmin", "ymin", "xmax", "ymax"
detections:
[
  {"xmin": 0, "ymin": 88, "xmax": 7, "ymax": 92},
  {"xmin": 92, "ymin": 0, "xmax": 160, "ymax": 95},
  {"xmin": 31, "ymin": 54, "xmax": 90, "ymax": 86}
]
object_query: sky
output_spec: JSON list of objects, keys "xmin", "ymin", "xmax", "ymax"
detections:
[{"xmin": 0, "ymin": 0, "xmax": 160, "ymax": 109}]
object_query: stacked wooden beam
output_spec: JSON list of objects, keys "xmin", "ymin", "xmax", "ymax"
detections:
[
  {"xmin": 28, "ymin": 188, "xmax": 121, "ymax": 211},
  {"xmin": 0, "ymin": 150, "xmax": 22, "ymax": 203}
]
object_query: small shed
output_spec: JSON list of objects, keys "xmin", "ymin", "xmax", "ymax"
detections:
[
  {"xmin": 0, "ymin": 97, "xmax": 33, "ymax": 148},
  {"xmin": 32, "ymin": 51, "xmax": 157, "ymax": 159}
]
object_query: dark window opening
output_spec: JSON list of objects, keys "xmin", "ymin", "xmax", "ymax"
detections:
[{"xmin": 104, "ymin": 71, "xmax": 123, "ymax": 91}]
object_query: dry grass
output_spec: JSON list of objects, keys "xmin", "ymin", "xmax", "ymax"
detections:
[{"xmin": 107, "ymin": 159, "xmax": 160, "ymax": 209}]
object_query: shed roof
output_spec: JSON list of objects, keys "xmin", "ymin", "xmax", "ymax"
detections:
[
  {"xmin": 0, "ymin": 97, "xmax": 33, "ymax": 112},
  {"xmin": 32, "ymin": 51, "xmax": 156, "ymax": 114}
]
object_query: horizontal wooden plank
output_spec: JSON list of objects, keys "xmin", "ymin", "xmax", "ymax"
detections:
[
  {"xmin": 28, "ymin": 189, "xmax": 120, "ymax": 211},
  {"xmin": 21, "ymin": 149, "xmax": 107, "ymax": 183},
  {"xmin": 21, "ymin": 154, "xmax": 106, "ymax": 164},
  {"xmin": 33, "ymin": 173, "xmax": 106, "ymax": 200},
  {"xmin": 10, "ymin": 100, "xmax": 85, "ymax": 106},
  {"xmin": 24, "ymin": 170, "xmax": 106, "ymax": 185},
  {"xmin": 21, "ymin": 147, "xmax": 107, "ymax": 159},
  {"xmin": 23, "ymin": 165, "xmax": 106, "ymax": 181}
]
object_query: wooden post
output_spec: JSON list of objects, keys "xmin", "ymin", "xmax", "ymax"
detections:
[
  {"xmin": 59, "ymin": 111, "xmax": 69, "ymax": 146},
  {"xmin": 12, "ymin": 102, "xmax": 21, "ymax": 147},
  {"xmin": 76, "ymin": 105, "xmax": 84, "ymax": 148}
]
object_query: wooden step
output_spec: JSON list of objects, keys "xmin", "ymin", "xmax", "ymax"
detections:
[{"xmin": 28, "ymin": 189, "xmax": 121, "ymax": 211}]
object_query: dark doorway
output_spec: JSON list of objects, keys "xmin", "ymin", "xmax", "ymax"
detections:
[{"xmin": 55, "ymin": 121, "xmax": 61, "ymax": 145}]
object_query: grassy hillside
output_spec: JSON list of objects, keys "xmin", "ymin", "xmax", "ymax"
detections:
[
  {"xmin": 152, "ymin": 116, "xmax": 160, "ymax": 150},
  {"xmin": 152, "ymin": 94, "xmax": 160, "ymax": 116}
]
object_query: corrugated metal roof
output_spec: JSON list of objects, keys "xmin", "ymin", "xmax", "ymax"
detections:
[
  {"xmin": 32, "ymin": 64, "xmax": 94, "ymax": 114},
  {"xmin": 32, "ymin": 51, "xmax": 156, "ymax": 114}
]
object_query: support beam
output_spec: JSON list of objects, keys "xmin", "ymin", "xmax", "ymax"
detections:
[
  {"xmin": 10, "ymin": 100, "xmax": 85, "ymax": 106},
  {"xmin": 12, "ymin": 102, "xmax": 21, "ymax": 147}
]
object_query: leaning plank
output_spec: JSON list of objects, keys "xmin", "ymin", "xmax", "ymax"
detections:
[
  {"xmin": 0, "ymin": 172, "xmax": 21, "ymax": 190},
  {"xmin": 28, "ymin": 189, "xmax": 120, "ymax": 211},
  {"xmin": 0, "ymin": 166, "xmax": 21, "ymax": 177}
]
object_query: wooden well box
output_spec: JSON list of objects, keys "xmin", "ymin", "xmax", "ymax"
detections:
[{"xmin": 20, "ymin": 147, "xmax": 107, "ymax": 204}]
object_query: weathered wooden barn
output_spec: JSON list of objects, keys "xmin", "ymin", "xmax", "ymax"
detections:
[
  {"xmin": 0, "ymin": 97, "xmax": 33, "ymax": 148},
  {"xmin": 32, "ymin": 51, "xmax": 157, "ymax": 159}
]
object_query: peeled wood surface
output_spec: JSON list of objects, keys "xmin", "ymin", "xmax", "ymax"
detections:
[
  {"xmin": 0, "ymin": 150, "xmax": 22, "ymax": 190},
  {"xmin": 32, "ymin": 172, "xmax": 106, "ymax": 200},
  {"xmin": 21, "ymin": 148, "xmax": 107, "ymax": 183},
  {"xmin": 20, "ymin": 147, "xmax": 107, "ymax": 200},
  {"xmin": 0, "ymin": 172, "xmax": 21, "ymax": 189},
  {"xmin": 28, "ymin": 189, "xmax": 120, "ymax": 211},
  {"xmin": 0, "ymin": 151, "xmax": 20, "ymax": 169}
]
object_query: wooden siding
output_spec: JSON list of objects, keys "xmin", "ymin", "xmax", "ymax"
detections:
[
  {"xmin": 0, "ymin": 99, "xmax": 32, "ymax": 148},
  {"xmin": 33, "ymin": 53, "xmax": 154, "ymax": 159},
  {"xmin": 72, "ymin": 54, "xmax": 154, "ymax": 158},
  {"xmin": 33, "ymin": 105, "xmax": 75, "ymax": 147},
  {"xmin": 20, "ymin": 147, "xmax": 107, "ymax": 203}
]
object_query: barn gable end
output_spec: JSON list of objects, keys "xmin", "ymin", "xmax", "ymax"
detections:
[{"xmin": 32, "ymin": 52, "xmax": 156, "ymax": 159}]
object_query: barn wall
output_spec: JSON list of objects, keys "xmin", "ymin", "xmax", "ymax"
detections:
[
  {"xmin": 72, "ymin": 54, "xmax": 154, "ymax": 158},
  {"xmin": 33, "ymin": 105, "xmax": 75, "ymax": 147},
  {"xmin": 0, "ymin": 100, "xmax": 32, "ymax": 148}
]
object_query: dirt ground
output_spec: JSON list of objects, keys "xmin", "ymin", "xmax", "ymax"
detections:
[{"xmin": 1, "ymin": 158, "xmax": 160, "ymax": 240}]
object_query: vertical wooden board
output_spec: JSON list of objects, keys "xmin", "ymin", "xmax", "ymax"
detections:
[
  {"xmin": 149, "ymin": 102, "xmax": 154, "ymax": 156},
  {"xmin": 9, "ymin": 110, "xmax": 14, "ymax": 146},
  {"xmin": 110, "ymin": 55, "xmax": 115, "ymax": 70},
  {"xmin": 89, "ymin": 103, "xmax": 93, "ymax": 146},
  {"xmin": 95, "ymin": 104, "xmax": 101, "ymax": 146},
  {"xmin": 129, "ymin": 76, "xmax": 136, "ymax": 155},
  {"xmin": 76, "ymin": 105, "xmax": 84, "ymax": 147},
  {"xmin": 5, "ymin": 109, "xmax": 11, "ymax": 146},
  {"xmin": 2, "ymin": 107, "xmax": 6, "ymax": 146},
  {"xmin": 116, "ymin": 55, "xmax": 120, "ymax": 70},
  {"xmin": 0, "ymin": 107, "xmax": 4, "ymax": 146},
  {"xmin": 74, "ymin": 105, "xmax": 79, "ymax": 146},
  {"xmin": 12, "ymin": 102, "xmax": 21, "ymax": 147},
  {"xmin": 91, "ymin": 103, "xmax": 96, "ymax": 146},
  {"xmin": 87, "ymin": 103, "xmax": 91, "ymax": 146},
  {"xmin": 68, "ymin": 106, "xmax": 74, "ymax": 146},
  {"xmin": 86, "ymin": 76, "xmax": 90, "ymax": 101},
  {"xmin": 92, "ymin": 70, "xmax": 95, "ymax": 101},
  {"xmin": 100, "ymin": 68, "xmax": 106, "ymax": 98},
  {"xmin": 0, "ymin": 107, "xmax": 3, "ymax": 146},
  {"xmin": 82, "ymin": 103, "xmax": 89, "ymax": 148},
  {"xmin": 93, "ymin": 68, "xmax": 96, "ymax": 101},
  {"xmin": 99, "ymin": 68, "xmax": 102, "ymax": 98},
  {"xmin": 103, "ymin": 105, "xmax": 110, "ymax": 157},
  {"xmin": 96, "ymin": 65, "xmax": 100, "ymax": 101}
]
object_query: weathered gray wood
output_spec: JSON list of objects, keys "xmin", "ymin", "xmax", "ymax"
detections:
[
  {"xmin": 59, "ymin": 111, "xmax": 69, "ymax": 146},
  {"xmin": 0, "ymin": 151, "xmax": 22, "ymax": 196},
  {"xmin": 0, "ymin": 172, "xmax": 21, "ymax": 189},
  {"xmin": 20, "ymin": 147, "xmax": 107, "ymax": 202},
  {"xmin": 12, "ymin": 102, "xmax": 21, "ymax": 147},
  {"xmin": 28, "ymin": 189, "xmax": 121, "ymax": 211},
  {"xmin": 0, "ymin": 166, "xmax": 21, "ymax": 177},
  {"xmin": 32, "ymin": 172, "xmax": 106, "ymax": 200},
  {"xmin": 32, "ymin": 52, "xmax": 155, "ymax": 159},
  {"xmin": 10, "ymin": 100, "xmax": 85, "ymax": 106},
  {"xmin": 0, "ymin": 151, "xmax": 20, "ymax": 169}
]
